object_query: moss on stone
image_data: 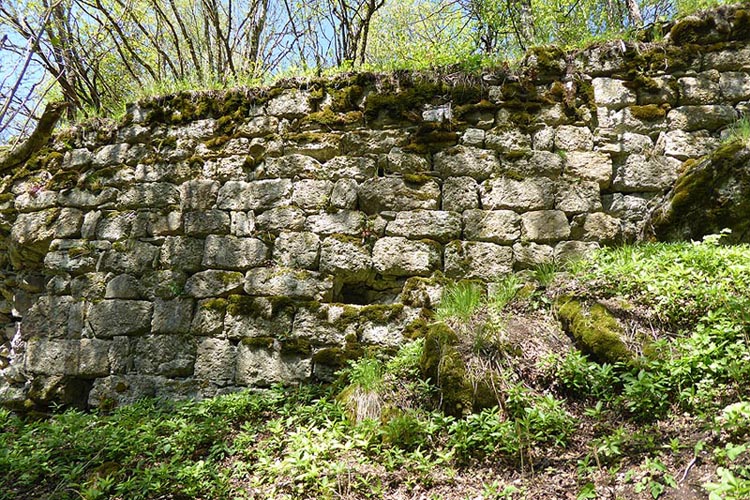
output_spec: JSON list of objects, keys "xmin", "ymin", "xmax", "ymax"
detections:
[
  {"xmin": 402, "ymin": 318, "xmax": 430, "ymax": 339},
  {"xmin": 629, "ymin": 104, "xmax": 667, "ymax": 121},
  {"xmin": 404, "ymin": 122, "xmax": 459, "ymax": 154},
  {"xmin": 280, "ymin": 337, "xmax": 312, "ymax": 355},
  {"xmin": 304, "ymin": 108, "xmax": 363, "ymax": 127},
  {"xmin": 312, "ymin": 339, "xmax": 365, "ymax": 368},
  {"xmin": 670, "ymin": 15, "xmax": 716, "ymax": 45},
  {"xmin": 200, "ymin": 298, "xmax": 227, "ymax": 312},
  {"xmin": 359, "ymin": 303, "xmax": 404, "ymax": 324},
  {"xmin": 330, "ymin": 85, "xmax": 364, "ymax": 112},
  {"xmin": 732, "ymin": 9, "xmax": 750, "ymax": 39},
  {"xmin": 555, "ymin": 297, "xmax": 632, "ymax": 364},
  {"xmin": 240, "ymin": 336, "xmax": 275, "ymax": 349},
  {"xmin": 454, "ymin": 99, "xmax": 497, "ymax": 120},
  {"xmin": 402, "ymin": 173, "xmax": 433, "ymax": 185},
  {"xmin": 527, "ymin": 45, "xmax": 566, "ymax": 76},
  {"xmin": 203, "ymin": 135, "xmax": 231, "ymax": 149},
  {"xmin": 419, "ymin": 321, "xmax": 472, "ymax": 417}
]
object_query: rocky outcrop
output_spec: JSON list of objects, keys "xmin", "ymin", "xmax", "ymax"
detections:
[{"xmin": 1, "ymin": 4, "xmax": 749, "ymax": 410}]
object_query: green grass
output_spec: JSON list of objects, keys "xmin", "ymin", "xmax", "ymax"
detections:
[{"xmin": 436, "ymin": 281, "xmax": 484, "ymax": 321}]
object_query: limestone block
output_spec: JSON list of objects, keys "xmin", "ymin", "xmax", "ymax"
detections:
[
  {"xmin": 244, "ymin": 267, "xmax": 333, "ymax": 300},
  {"xmin": 319, "ymin": 236, "xmax": 372, "ymax": 282},
  {"xmin": 678, "ymin": 72, "xmax": 721, "ymax": 105},
  {"xmin": 554, "ymin": 240, "xmax": 600, "ymax": 264},
  {"xmin": 661, "ymin": 130, "xmax": 720, "ymax": 160},
  {"xmin": 532, "ymin": 126, "xmax": 555, "ymax": 151},
  {"xmin": 386, "ymin": 210, "xmax": 462, "ymax": 243},
  {"xmin": 15, "ymin": 190, "xmax": 58, "ymax": 212},
  {"xmin": 26, "ymin": 338, "xmax": 79, "ymax": 375},
  {"xmin": 88, "ymin": 300, "xmax": 153, "ymax": 338},
  {"xmin": 237, "ymin": 115, "xmax": 279, "ymax": 137},
  {"xmin": 236, "ymin": 344, "xmax": 311, "ymax": 386},
  {"xmin": 58, "ymin": 188, "xmax": 114, "ymax": 208},
  {"xmin": 180, "ymin": 180, "xmax": 219, "ymax": 210},
  {"xmin": 160, "ymin": 236, "xmax": 204, "ymax": 272},
  {"xmin": 150, "ymin": 211, "xmax": 182, "ymax": 236},
  {"xmin": 521, "ymin": 210, "xmax": 570, "ymax": 243},
  {"xmin": 191, "ymin": 299, "xmax": 225, "ymax": 337},
  {"xmin": 563, "ymin": 151, "xmax": 613, "ymax": 189},
  {"xmin": 442, "ymin": 176, "xmax": 479, "ymax": 212},
  {"xmin": 606, "ymin": 193, "xmax": 653, "ymax": 221},
  {"xmin": 217, "ymin": 179, "xmax": 292, "ymax": 211},
  {"xmin": 508, "ymin": 151, "xmax": 564, "ymax": 178},
  {"xmin": 224, "ymin": 296, "xmax": 295, "ymax": 340},
  {"xmin": 44, "ymin": 250, "xmax": 97, "ymax": 275},
  {"xmin": 170, "ymin": 119, "xmax": 217, "ymax": 140},
  {"xmin": 184, "ymin": 270, "xmax": 245, "ymax": 298},
  {"xmin": 612, "ymin": 154, "xmax": 682, "ymax": 192},
  {"xmin": 555, "ymin": 180, "xmax": 602, "ymax": 214},
  {"xmin": 202, "ymin": 156, "xmax": 247, "ymax": 181},
  {"xmin": 719, "ymin": 72, "xmax": 750, "ymax": 102},
  {"xmin": 135, "ymin": 335, "xmax": 195, "ymax": 377},
  {"xmin": 96, "ymin": 211, "xmax": 140, "ymax": 241},
  {"xmin": 400, "ymin": 276, "xmax": 445, "ymax": 309},
  {"xmin": 152, "ymin": 298, "xmax": 194, "ymax": 334},
  {"xmin": 372, "ymin": 237, "xmax": 441, "ymax": 277},
  {"xmin": 538, "ymin": 103, "xmax": 568, "ymax": 126},
  {"xmin": 195, "ymin": 338, "xmax": 236, "ymax": 385},
  {"xmin": 667, "ymin": 105, "xmax": 736, "ymax": 131},
  {"xmin": 463, "ymin": 209, "xmax": 520, "ymax": 244},
  {"xmin": 21, "ymin": 296, "xmax": 75, "ymax": 339},
  {"xmin": 264, "ymin": 154, "xmax": 322, "ymax": 179},
  {"xmin": 292, "ymin": 180, "xmax": 334, "ymax": 210},
  {"xmin": 105, "ymin": 274, "xmax": 142, "ymax": 299},
  {"xmin": 330, "ymin": 179, "xmax": 358, "ymax": 209},
  {"xmin": 285, "ymin": 134, "xmax": 342, "ymax": 162},
  {"xmin": 573, "ymin": 212, "xmax": 621, "ymax": 244},
  {"xmin": 704, "ymin": 46, "xmax": 750, "ymax": 71},
  {"xmin": 183, "ymin": 209, "xmax": 230, "ymax": 236},
  {"xmin": 100, "ymin": 241, "xmax": 159, "ymax": 274},
  {"xmin": 230, "ymin": 211, "xmax": 255, "ymax": 236},
  {"xmin": 92, "ymin": 143, "xmax": 129, "ymax": 167},
  {"xmin": 461, "ymin": 128, "xmax": 485, "ymax": 148},
  {"xmin": 64, "ymin": 148, "xmax": 92, "ymax": 169},
  {"xmin": 120, "ymin": 183, "xmax": 179, "ymax": 209},
  {"xmin": 340, "ymin": 129, "xmax": 409, "ymax": 155},
  {"xmin": 380, "ymin": 148, "xmax": 430, "ymax": 175},
  {"xmin": 255, "ymin": 207, "xmax": 306, "ymax": 232},
  {"xmin": 596, "ymin": 132, "xmax": 654, "ymax": 155},
  {"xmin": 485, "ymin": 128, "xmax": 531, "ymax": 156},
  {"xmin": 70, "ymin": 272, "xmax": 108, "ymax": 300},
  {"xmin": 598, "ymin": 107, "xmax": 667, "ymax": 136},
  {"xmin": 274, "ymin": 232, "xmax": 321, "ymax": 269},
  {"xmin": 78, "ymin": 338, "xmax": 111, "ymax": 377},
  {"xmin": 291, "ymin": 305, "xmax": 353, "ymax": 345},
  {"xmin": 512, "ymin": 242, "xmax": 554, "ymax": 269},
  {"xmin": 358, "ymin": 177, "xmax": 440, "ymax": 214},
  {"xmin": 444, "ymin": 241, "xmax": 513, "ymax": 280},
  {"xmin": 322, "ymin": 156, "xmax": 377, "ymax": 181},
  {"xmin": 140, "ymin": 270, "xmax": 188, "ymax": 301},
  {"xmin": 202, "ymin": 235, "xmax": 268, "ymax": 270},
  {"xmin": 480, "ymin": 177, "xmax": 555, "ymax": 212},
  {"xmin": 305, "ymin": 210, "xmax": 364, "ymax": 236},
  {"xmin": 266, "ymin": 90, "xmax": 312, "ymax": 117},
  {"xmin": 592, "ymin": 78, "xmax": 636, "ymax": 108},
  {"xmin": 433, "ymin": 145, "xmax": 500, "ymax": 180},
  {"xmin": 555, "ymin": 125, "xmax": 594, "ymax": 151}
]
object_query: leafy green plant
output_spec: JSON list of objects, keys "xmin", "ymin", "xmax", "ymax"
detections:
[
  {"xmin": 488, "ymin": 274, "xmax": 521, "ymax": 312},
  {"xmin": 436, "ymin": 281, "xmax": 484, "ymax": 321},
  {"xmin": 723, "ymin": 115, "xmax": 750, "ymax": 145},
  {"xmin": 532, "ymin": 261, "xmax": 558, "ymax": 287}
]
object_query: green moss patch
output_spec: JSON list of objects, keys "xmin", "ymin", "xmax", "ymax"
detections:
[{"xmin": 555, "ymin": 297, "xmax": 632, "ymax": 364}]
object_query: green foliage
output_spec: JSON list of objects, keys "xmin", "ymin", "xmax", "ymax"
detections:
[
  {"xmin": 724, "ymin": 115, "xmax": 750, "ymax": 145},
  {"xmin": 436, "ymin": 281, "xmax": 484, "ymax": 321},
  {"xmin": 488, "ymin": 274, "xmax": 521, "ymax": 312}
]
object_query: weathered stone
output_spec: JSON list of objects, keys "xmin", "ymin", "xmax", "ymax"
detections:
[
  {"xmin": 10, "ymin": 210, "xmax": 62, "ymax": 266},
  {"xmin": 508, "ymin": 151, "xmax": 564, "ymax": 178},
  {"xmin": 78, "ymin": 338, "xmax": 111, "ymax": 377},
  {"xmin": 160, "ymin": 236, "xmax": 204, "ymax": 272},
  {"xmin": 463, "ymin": 209, "xmax": 520, "ymax": 244},
  {"xmin": 573, "ymin": 212, "xmax": 621, "ymax": 243},
  {"xmin": 88, "ymin": 300, "xmax": 153, "ymax": 338},
  {"xmin": 386, "ymin": 210, "xmax": 462, "ymax": 243},
  {"xmin": 330, "ymin": 179, "xmax": 358, "ymax": 209},
  {"xmin": 319, "ymin": 236, "xmax": 372, "ymax": 282},
  {"xmin": 660, "ymin": 130, "xmax": 720, "ymax": 160},
  {"xmin": 44, "ymin": 249, "xmax": 97, "ymax": 275},
  {"xmin": 480, "ymin": 177, "xmax": 555, "ymax": 212},
  {"xmin": 512, "ymin": 242, "xmax": 554, "ymax": 269},
  {"xmin": 667, "ymin": 105, "xmax": 736, "ymax": 131},
  {"xmin": 105, "ymin": 274, "xmax": 142, "ymax": 299},
  {"xmin": 555, "ymin": 125, "xmax": 594, "ymax": 151},
  {"xmin": 564, "ymin": 152, "xmax": 613, "ymax": 188},
  {"xmin": 266, "ymin": 90, "xmax": 312, "ymax": 117},
  {"xmin": 150, "ymin": 211, "xmax": 182, "ymax": 236},
  {"xmin": 637, "ymin": 76, "xmax": 678, "ymax": 106},
  {"xmin": 15, "ymin": 190, "xmax": 58, "ymax": 212},
  {"xmin": 21, "ymin": 296, "xmax": 75, "ymax": 339},
  {"xmin": 460, "ymin": 128, "xmax": 485, "ymax": 148},
  {"xmin": 271, "ymin": 232, "xmax": 319, "ymax": 269},
  {"xmin": 264, "ymin": 155, "xmax": 322, "ymax": 178},
  {"xmin": 26, "ymin": 338, "xmax": 79, "ymax": 375},
  {"xmin": 485, "ymin": 128, "xmax": 531, "ymax": 156},
  {"xmin": 100, "ymin": 241, "xmax": 159, "ymax": 274},
  {"xmin": 442, "ymin": 176, "xmax": 479, "ymax": 212},
  {"xmin": 359, "ymin": 177, "xmax": 439, "ymax": 213},
  {"xmin": 704, "ymin": 46, "xmax": 750, "ymax": 71},
  {"xmin": 444, "ymin": 241, "xmax": 513, "ymax": 280},
  {"xmin": 521, "ymin": 210, "xmax": 570, "ymax": 243},
  {"xmin": 195, "ymin": 338, "xmax": 235, "ymax": 385},
  {"xmin": 597, "ymin": 107, "xmax": 667, "ymax": 136},
  {"xmin": 372, "ymin": 237, "xmax": 441, "ymax": 277},
  {"xmin": 217, "ymin": 179, "xmax": 292, "ymax": 211},
  {"xmin": 135, "ymin": 335, "xmax": 195, "ymax": 377},
  {"xmin": 292, "ymin": 180, "xmax": 334, "ymax": 210},
  {"xmin": 532, "ymin": 126, "xmax": 556, "ymax": 151},
  {"xmin": 255, "ymin": 206, "xmax": 306, "ymax": 232},
  {"xmin": 237, "ymin": 115, "xmax": 279, "ymax": 137},
  {"xmin": 180, "ymin": 180, "xmax": 219, "ymax": 210},
  {"xmin": 678, "ymin": 72, "xmax": 722, "ymax": 105},
  {"xmin": 285, "ymin": 133, "xmax": 341, "ymax": 162},
  {"xmin": 96, "ymin": 211, "xmax": 136, "ymax": 240},
  {"xmin": 719, "ymin": 71, "xmax": 750, "ymax": 102},
  {"xmin": 152, "ymin": 298, "xmax": 194, "ymax": 334},
  {"xmin": 230, "ymin": 211, "xmax": 255, "ymax": 236},
  {"xmin": 244, "ymin": 267, "xmax": 333, "ymax": 300},
  {"xmin": 236, "ymin": 344, "xmax": 311, "ymax": 386},
  {"xmin": 340, "ymin": 129, "xmax": 409, "ymax": 155},
  {"xmin": 120, "ymin": 183, "xmax": 179, "ymax": 208},
  {"xmin": 401, "ymin": 276, "xmax": 445, "ymax": 309},
  {"xmin": 92, "ymin": 143, "xmax": 130, "ymax": 167},
  {"xmin": 184, "ymin": 209, "xmax": 230, "ymax": 235},
  {"xmin": 305, "ymin": 210, "xmax": 364, "ymax": 236},
  {"xmin": 64, "ymin": 148, "xmax": 92, "ymax": 168},
  {"xmin": 555, "ymin": 180, "xmax": 602, "ymax": 214},
  {"xmin": 291, "ymin": 305, "xmax": 354, "ymax": 346},
  {"xmin": 184, "ymin": 270, "xmax": 244, "ymax": 298},
  {"xmin": 70, "ymin": 272, "xmax": 108, "ymax": 299},
  {"xmin": 554, "ymin": 240, "xmax": 600, "ymax": 264},
  {"xmin": 224, "ymin": 296, "xmax": 294, "ymax": 340},
  {"xmin": 140, "ymin": 270, "xmax": 188, "ymax": 301},
  {"xmin": 596, "ymin": 132, "xmax": 654, "ymax": 155},
  {"xmin": 592, "ymin": 78, "xmax": 636, "ymax": 108},
  {"xmin": 380, "ymin": 148, "xmax": 430, "ymax": 174},
  {"xmin": 201, "ymin": 156, "xmax": 247, "ymax": 181},
  {"xmin": 201, "ymin": 235, "xmax": 268, "ymax": 270},
  {"xmin": 612, "ymin": 154, "xmax": 682, "ymax": 192},
  {"xmin": 434, "ymin": 146, "xmax": 500, "ymax": 180},
  {"xmin": 322, "ymin": 156, "xmax": 377, "ymax": 181}
]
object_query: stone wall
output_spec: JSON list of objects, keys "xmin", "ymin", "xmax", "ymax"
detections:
[{"xmin": 1, "ymin": 5, "xmax": 749, "ymax": 409}]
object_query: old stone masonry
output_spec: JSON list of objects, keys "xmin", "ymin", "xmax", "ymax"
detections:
[{"xmin": 1, "ymin": 6, "xmax": 749, "ymax": 410}]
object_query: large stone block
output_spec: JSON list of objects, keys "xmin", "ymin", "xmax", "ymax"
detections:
[
  {"xmin": 266, "ymin": 90, "xmax": 312, "ymax": 117},
  {"xmin": 555, "ymin": 180, "xmax": 602, "ymax": 214},
  {"xmin": 88, "ymin": 300, "xmax": 153, "ymax": 338},
  {"xmin": 152, "ymin": 298, "xmax": 194, "ymax": 334},
  {"xmin": 195, "ymin": 338, "xmax": 236, "ymax": 385},
  {"xmin": 255, "ymin": 207, "xmax": 306, "ymax": 232},
  {"xmin": 719, "ymin": 71, "xmax": 750, "ymax": 102},
  {"xmin": 292, "ymin": 180, "xmax": 334, "ymax": 210},
  {"xmin": 433, "ymin": 145, "xmax": 500, "ymax": 180},
  {"xmin": 555, "ymin": 125, "xmax": 594, "ymax": 151},
  {"xmin": 25, "ymin": 338, "xmax": 79, "ymax": 375},
  {"xmin": 480, "ymin": 177, "xmax": 555, "ymax": 212},
  {"xmin": 184, "ymin": 270, "xmax": 245, "ymax": 298},
  {"xmin": 224, "ymin": 296, "xmax": 295, "ymax": 340},
  {"xmin": 442, "ymin": 176, "xmax": 479, "ymax": 212},
  {"xmin": 340, "ymin": 129, "xmax": 409, "ymax": 155},
  {"xmin": 134, "ymin": 335, "xmax": 195, "ymax": 377},
  {"xmin": 264, "ymin": 154, "xmax": 322, "ymax": 179},
  {"xmin": 564, "ymin": 152, "xmax": 613, "ymax": 188},
  {"xmin": 236, "ymin": 344, "xmax": 311, "ymax": 386},
  {"xmin": 217, "ymin": 179, "xmax": 292, "ymax": 211},
  {"xmin": 319, "ymin": 236, "xmax": 373, "ymax": 282},
  {"xmin": 120, "ymin": 183, "xmax": 180, "ymax": 209},
  {"xmin": 592, "ymin": 78, "xmax": 636, "ymax": 108},
  {"xmin": 667, "ymin": 105, "xmax": 736, "ymax": 131},
  {"xmin": 554, "ymin": 240, "xmax": 600, "ymax": 264},
  {"xmin": 372, "ymin": 237, "xmax": 441, "ymax": 277},
  {"xmin": 485, "ymin": 128, "xmax": 531, "ymax": 156},
  {"xmin": 202, "ymin": 235, "xmax": 268, "ymax": 270},
  {"xmin": 180, "ymin": 180, "xmax": 219, "ymax": 210},
  {"xmin": 244, "ymin": 268, "xmax": 333, "ymax": 300},
  {"xmin": 78, "ymin": 338, "xmax": 111, "ymax": 377},
  {"xmin": 444, "ymin": 241, "xmax": 513, "ymax": 280},
  {"xmin": 191, "ymin": 299, "xmax": 226, "ymax": 337},
  {"xmin": 305, "ymin": 210, "xmax": 364, "ymax": 236},
  {"xmin": 521, "ymin": 210, "xmax": 570, "ymax": 243},
  {"xmin": 380, "ymin": 149, "xmax": 430, "ymax": 174},
  {"xmin": 160, "ymin": 236, "xmax": 204, "ymax": 272},
  {"xmin": 358, "ymin": 177, "xmax": 440, "ymax": 214},
  {"xmin": 463, "ymin": 209, "xmax": 520, "ymax": 244},
  {"xmin": 100, "ymin": 241, "xmax": 159, "ymax": 274},
  {"xmin": 385, "ymin": 210, "xmax": 462, "ymax": 243},
  {"xmin": 184, "ymin": 209, "xmax": 230, "ymax": 236},
  {"xmin": 678, "ymin": 72, "xmax": 721, "ymax": 105},
  {"xmin": 322, "ymin": 156, "xmax": 377, "ymax": 181},
  {"xmin": 274, "ymin": 232, "xmax": 321, "ymax": 269},
  {"xmin": 291, "ymin": 305, "xmax": 354, "ymax": 346},
  {"xmin": 512, "ymin": 242, "xmax": 554, "ymax": 269},
  {"xmin": 612, "ymin": 154, "xmax": 682, "ymax": 192},
  {"xmin": 660, "ymin": 130, "xmax": 720, "ymax": 160}
]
